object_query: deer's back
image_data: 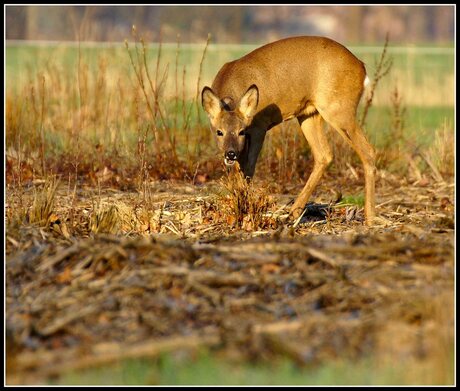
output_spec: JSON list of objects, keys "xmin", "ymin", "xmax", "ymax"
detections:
[{"xmin": 212, "ymin": 36, "xmax": 366, "ymax": 120}]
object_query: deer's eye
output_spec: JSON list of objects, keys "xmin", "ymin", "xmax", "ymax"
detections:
[
  {"xmin": 216, "ymin": 130, "xmax": 223, "ymax": 136},
  {"xmin": 238, "ymin": 130, "xmax": 246, "ymax": 136}
]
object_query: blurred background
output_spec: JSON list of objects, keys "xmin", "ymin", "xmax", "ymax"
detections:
[{"xmin": 5, "ymin": 5, "xmax": 455, "ymax": 44}]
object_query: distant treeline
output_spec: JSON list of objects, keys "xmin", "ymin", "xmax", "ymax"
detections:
[{"xmin": 6, "ymin": 5, "xmax": 454, "ymax": 44}]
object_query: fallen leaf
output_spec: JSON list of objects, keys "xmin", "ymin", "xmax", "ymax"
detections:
[
  {"xmin": 56, "ymin": 267, "xmax": 72, "ymax": 284},
  {"xmin": 261, "ymin": 263, "xmax": 281, "ymax": 274}
]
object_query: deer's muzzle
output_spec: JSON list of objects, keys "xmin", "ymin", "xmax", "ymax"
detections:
[{"xmin": 224, "ymin": 150, "xmax": 237, "ymax": 166}]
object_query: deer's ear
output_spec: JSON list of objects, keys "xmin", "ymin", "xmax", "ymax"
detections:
[
  {"xmin": 202, "ymin": 87, "xmax": 222, "ymax": 120},
  {"xmin": 238, "ymin": 84, "xmax": 259, "ymax": 121}
]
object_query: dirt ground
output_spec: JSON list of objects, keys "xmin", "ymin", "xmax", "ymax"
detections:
[{"xmin": 5, "ymin": 174, "xmax": 455, "ymax": 384}]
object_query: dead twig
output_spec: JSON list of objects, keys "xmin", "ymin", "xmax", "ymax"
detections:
[{"xmin": 360, "ymin": 32, "xmax": 393, "ymax": 128}]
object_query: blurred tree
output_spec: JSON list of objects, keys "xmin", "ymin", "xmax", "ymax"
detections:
[
  {"xmin": 5, "ymin": 6, "xmax": 27, "ymax": 39},
  {"xmin": 26, "ymin": 6, "xmax": 38, "ymax": 40},
  {"xmin": 347, "ymin": 6, "xmax": 364, "ymax": 43},
  {"xmin": 5, "ymin": 5, "xmax": 455, "ymax": 44},
  {"xmin": 408, "ymin": 7, "xmax": 428, "ymax": 42},
  {"xmin": 433, "ymin": 6, "xmax": 454, "ymax": 43}
]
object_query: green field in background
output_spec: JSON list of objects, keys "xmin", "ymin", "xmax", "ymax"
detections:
[{"xmin": 6, "ymin": 43, "xmax": 454, "ymax": 103}]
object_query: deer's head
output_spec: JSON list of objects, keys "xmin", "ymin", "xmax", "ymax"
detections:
[{"xmin": 201, "ymin": 85, "xmax": 259, "ymax": 166}]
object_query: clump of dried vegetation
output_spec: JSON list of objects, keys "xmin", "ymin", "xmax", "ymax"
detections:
[
  {"xmin": 427, "ymin": 120, "xmax": 455, "ymax": 178},
  {"xmin": 217, "ymin": 165, "xmax": 276, "ymax": 231},
  {"xmin": 28, "ymin": 177, "xmax": 60, "ymax": 227}
]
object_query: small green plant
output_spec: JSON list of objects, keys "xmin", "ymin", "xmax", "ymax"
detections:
[{"xmin": 337, "ymin": 194, "xmax": 365, "ymax": 208}]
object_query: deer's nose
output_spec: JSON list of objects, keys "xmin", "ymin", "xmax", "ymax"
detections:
[{"xmin": 226, "ymin": 151, "xmax": 237, "ymax": 161}]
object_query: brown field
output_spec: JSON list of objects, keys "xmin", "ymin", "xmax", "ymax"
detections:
[{"xmin": 6, "ymin": 169, "xmax": 455, "ymax": 384}]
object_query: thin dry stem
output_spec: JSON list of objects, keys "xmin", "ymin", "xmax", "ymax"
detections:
[
  {"xmin": 360, "ymin": 32, "xmax": 393, "ymax": 128},
  {"xmin": 195, "ymin": 33, "xmax": 211, "ymax": 123}
]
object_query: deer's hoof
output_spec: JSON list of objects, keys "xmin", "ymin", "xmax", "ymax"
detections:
[
  {"xmin": 284, "ymin": 209, "xmax": 302, "ymax": 225},
  {"xmin": 289, "ymin": 207, "xmax": 303, "ymax": 221}
]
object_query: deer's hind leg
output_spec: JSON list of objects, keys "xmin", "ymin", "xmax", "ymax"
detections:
[
  {"xmin": 316, "ymin": 106, "xmax": 376, "ymax": 225},
  {"xmin": 290, "ymin": 114, "xmax": 333, "ymax": 220}
]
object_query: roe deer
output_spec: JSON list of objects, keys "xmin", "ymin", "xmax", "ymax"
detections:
[{"xmin": 201, "ymin": 36, "xmax": 376, "ymax": 225}]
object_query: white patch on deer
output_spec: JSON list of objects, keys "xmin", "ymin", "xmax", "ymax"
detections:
[{"xmin": 364, "ymin": 75, "xmax": 370, "ymax": 87}]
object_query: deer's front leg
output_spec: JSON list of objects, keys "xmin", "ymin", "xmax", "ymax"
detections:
[{"xmin": 238, "ymin": 126, "xmax": 267, "ymax": 179}]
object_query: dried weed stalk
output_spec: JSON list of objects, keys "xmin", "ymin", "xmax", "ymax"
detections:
[
  {"xmin": 390, "ymin": 84, "xmax": 406, "ymax": 142},
  {"xmin": 125, "ymin": 32, "xmax": 155, "ymax": 145},
  {"xmin": 378, "ymin": 84, "xmax": 408, "ymax": 172},
  {"xmin": 124, "ymin": 28, "xmax": 212, "ymax": 180},
  {"xmin": 219, "ymin": 165, "xmax": 275, "ymax": 230},
  {"xmin": 28, "ymin": 177, "xmax": 59, "ymax": 227},
  {"xmin": 360, "ymin": 32, "xmax": 393, "ymax": 128}
]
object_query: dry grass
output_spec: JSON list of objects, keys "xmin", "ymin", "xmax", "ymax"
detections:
[
  {"xmin": 6, "ymin": 181, "xmax": 454, "ymax": 384},
  {"xmin": 389, "ymin": 69, "xmax": 455, "ymax": 107},
  {"xmin": 90, "ymin": 203, "xmax": 123, "ymax": 234},
  {"xmin": 6, "ymin": 33, "xmax": 220, "ymax": 189},
  {"xmin": 217, "ymin": 165, "xmax": 276, "ymax": 231},
  {"xmin": 427, "ymin": 121, "xmax": 455, "ymax": 178},
  {"xmin": 5, "ymin": 167, "xmax": 455, "ymax": 385},
  {"xmin": 28, "ymin": 177, "xmax": 59, "ymax": 227}
]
